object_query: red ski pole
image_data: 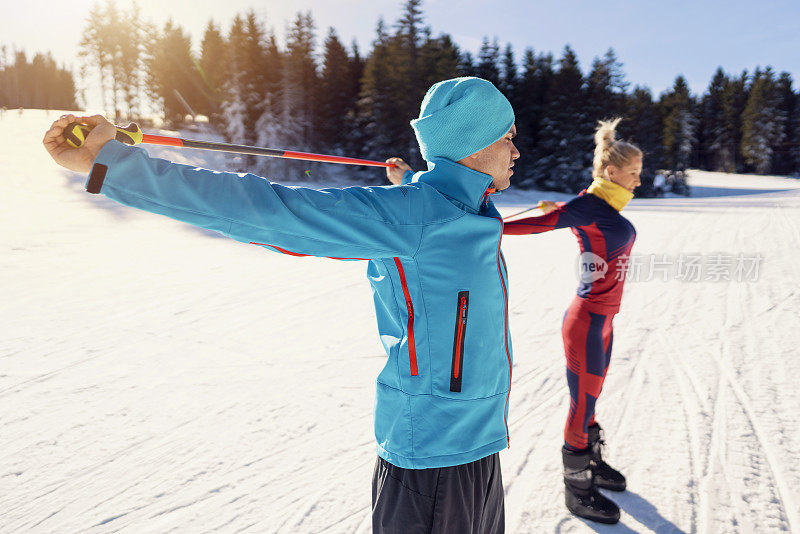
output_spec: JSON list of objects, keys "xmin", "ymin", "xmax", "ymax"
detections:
[{"xmin": 63, "ymin": 122, "xmax": 397, "ymax": 168}]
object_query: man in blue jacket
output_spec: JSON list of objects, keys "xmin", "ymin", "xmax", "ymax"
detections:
[{"xmin": 43, "ymin": 77, "xmax": 520, "ymax": 533}]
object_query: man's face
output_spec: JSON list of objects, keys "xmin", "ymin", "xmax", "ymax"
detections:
[{"xmin": 458, "ymin": 125, "xmax": 521, "ymax": 190}]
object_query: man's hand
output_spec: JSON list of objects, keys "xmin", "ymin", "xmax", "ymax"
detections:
[
  {"xmin": 385, "ymin": 157, "xmax": 413, "ymax": 186},
  {"xmin": 43, "ymin": 114, "xmax": 116, "ymax": 174}
]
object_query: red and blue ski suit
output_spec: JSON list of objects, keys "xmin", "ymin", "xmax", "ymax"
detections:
[{"xmin": 504, "ymin": 191, "xmax": 636, "ymax": 450}]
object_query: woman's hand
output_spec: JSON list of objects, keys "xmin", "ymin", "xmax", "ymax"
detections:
[
  {"xmin": 43, "ymin": 114, "xmax": 116, "ymax": 174},
  {"xmin": 538, "ymin": 200, "xmax": 558, "ymax": 214},
  {"xmin": 385, "ymin": 157, "xmax": 413, "ymax": 186}
]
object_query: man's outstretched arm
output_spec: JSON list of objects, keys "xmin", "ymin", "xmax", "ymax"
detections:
[{"xmin": 44, "ymin": 115, "xmax": 422, "ymax": 260}]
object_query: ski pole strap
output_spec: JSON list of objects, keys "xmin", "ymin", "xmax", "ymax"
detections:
[{"xmin": 64, "ymin": 122, "xmax": 143, "ymax": 148}]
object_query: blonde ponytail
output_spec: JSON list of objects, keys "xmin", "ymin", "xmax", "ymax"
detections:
[{"xmin": 593, "ymin": 118, "xmax": 642, "ymax": 179}]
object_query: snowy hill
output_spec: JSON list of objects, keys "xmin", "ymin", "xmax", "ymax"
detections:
[{"xmin": 2, "ymin": 110, "xmax": 799, "ymax": 533}]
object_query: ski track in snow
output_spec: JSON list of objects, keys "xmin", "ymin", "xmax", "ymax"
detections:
[{"xmin": 2, "ymin": 110, "xmax": 800, "ymax": 533}]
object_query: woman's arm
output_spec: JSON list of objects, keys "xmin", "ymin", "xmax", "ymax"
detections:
[{"xmin": 503, "ymin": 196, "xmax": 593, "ymax": 235}]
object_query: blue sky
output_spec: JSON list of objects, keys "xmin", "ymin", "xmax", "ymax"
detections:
[{"xmin": 3, "ymin": 0, "xmax": 799, "ymax": 109}]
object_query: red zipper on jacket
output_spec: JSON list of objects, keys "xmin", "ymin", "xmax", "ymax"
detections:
[
  {"xmin": 453, "ymin": 295, "xmax": 467, "ymax": 378},
  {"xmin": 393, "ymin": 257, "xmax": 418, "ymax": 376},
  {"xmin": 493, "ymin": 217, "xmax": 512, "ymax": 446},
  {"xmin": 450, "ymin": 291, "xmax": 470, "ymax": 392}
]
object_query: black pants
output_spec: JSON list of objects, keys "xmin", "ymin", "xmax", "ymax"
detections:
[{"xmin": 371, "ymin": 453, "xmax": 504, "ymax": 533}]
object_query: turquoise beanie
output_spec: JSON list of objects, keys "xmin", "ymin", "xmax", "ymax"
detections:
[{"xmin": 411, "ymin": 77, "xmax": 515, "ymax": 162}]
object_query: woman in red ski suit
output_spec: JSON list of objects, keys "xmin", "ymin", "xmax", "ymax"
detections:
[{"xmin": 504, "ymin": 118, "xmax": 642, "ymax": 525}]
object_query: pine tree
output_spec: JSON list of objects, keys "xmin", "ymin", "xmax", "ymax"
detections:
[
  {"xmin": 317, "ymin": 28, "xmax": 354, "ymax": 152},
  {"xmin": 699, "ymin": 68, "xmax": 729, "ymax": 171},
  {"xmin": 103, "ymin": 0, "xmax": 122, "ymax": 118},
  {"xmin": 458, "ymin": 51, "xmax": 476, "ymax": 77},
  {"xmin": 29, "ymin": 53, "xmax": 48, "ymax": 108},
  {"xmin": 417, "ymin": 33, "xmax": 461, "ymax": 96},
  {"xmin": 624, "ymin": 86, "xmax": 663, "ymax": 191},
  {"xmin": 261, "ymin": 32, "xmax": 283, "ymax": 120},
  {"xmin": 0, "ymin": 46, "xmax": 9, "ymax": 106},
  {"xmin": 348, "ymin": 41, "xmax": 365, "ymax": 104},
  {"xmin": 499, "ymin": 44, "xmax": 517, "ymax": 99},
  {"xmin": 253, "ymin": 29, "xmax": 284, "ymax": 175},
  {"xmin": 58, "ymin": 66, "xmax": 80, "ymax": 110},
  {"xmin": 721, "ymin": 71, "xmax": 749, "ymax": 172},
  {"xmin": 512, "ymin": 48, "xmax": 553, "ymax": 187},
  {"xmin": 585, "ymin": 49, "xmax": 627, "ymax": 127},
  {"xmin": 79, "ymin": 2, "xmax": 113, "ymax": 113},
  {"xmin": 660, "ymin": 75, "xmax": 696, "ymax": 171},
  {"xmin": 358, "ymin": 2, "xmax": 443, "ymax": 172},
  {"xmin": 392, "ymin": 0, "xmax": 429, "ymax": 163},
  {"xmin": 15, "ymin": 51, "xmax": 31, "ymax": 107},
  {"xmin": 533, "ymin": 45, "xmax": 589, "ymax": 191},
  {"xmin": 146, "ymin": 20, "xmax": 202, "ymax": 126},
  {"xmin": 198, "ymin": 21, "xmax": 228, "ymax": 126},
  {"xmin": 248, "ymin": 18, "xmax": 284, "ymax": 175},
  {"xmin": 254, "ymin": 89, "xmax": 282, "ymax": 176},
  {"xmin": 1, "ymin": 51, "xmax": 24, "ymax": 108},
  {"xmin": 219, "ymin": 9, "xmax": 280, "ymax": 170},
  {"xmin": 741, "ymin": 68, "xmax": 784, "ymax": 174},
  {"xmin": 397, "ymin": 2, "xmax": 423, "ymax": 50},
  {"xmin": 341, "ymin": 40, "xmax": 366, "ymax": 159},
  {"xmin": 396, "ymin": 0, "xmax": 424, "ymax": 79},
  {"xmin": 357, "ymin": 19, "xmax": 394, "ymax": 173},
  {"xmin": 78, "ymin": 0, "xmax": 146, "ymax": 119},
  {"xmin": 225, "ymin": 83, "xmax": 247, "ymax": 145},
  {"xmin": 0, "ymin": 50, "xmax": 77, "ymax": 110},
  {"xmin": 283, "ymin": 12, "xmax": 318, "ymax": 148},
  {"xmin": 221, "ymin": 15, "xmax": 249, "ymax": 149},
  {"xmin": 773, "ymin": 72, "xmax": 798, "ymax": 175},
  {"xmin": 239, "ymin": 11, "xmax": 266, "ymax": 138},
  {"xmin": 118, "ymin": 0, "xmax": 145, "ymax": 118},
  {"xmin": 101, "ymin": 0, "xmax": 124, "ymax": 119},
  {"xmin": 476, "ymin": 37, "xmax": 501, "ymax": 85}
]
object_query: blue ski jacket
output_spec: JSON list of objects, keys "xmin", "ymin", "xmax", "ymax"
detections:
[{"xmin": 87, "ymin": 141, "xmax": 513, "ymax": 469}]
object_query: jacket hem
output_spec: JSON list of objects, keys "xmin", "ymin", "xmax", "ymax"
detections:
[{"xmin": 376, "ymin": 437, "xmax": 508, "ymax": 470}]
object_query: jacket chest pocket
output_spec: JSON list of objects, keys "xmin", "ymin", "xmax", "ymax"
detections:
[{"xmin": 450, "ymin": 291, "xmax": 470, "ymax": 392}]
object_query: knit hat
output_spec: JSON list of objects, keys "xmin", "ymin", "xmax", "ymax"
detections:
[{"xmin": 410, "ymin": 77, "xmax": 515, "ymax": 162}]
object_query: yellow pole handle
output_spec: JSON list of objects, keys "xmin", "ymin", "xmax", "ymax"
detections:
[{"xmin": 63, "ymin": 122, "xmax": 143, "ymax": 148}]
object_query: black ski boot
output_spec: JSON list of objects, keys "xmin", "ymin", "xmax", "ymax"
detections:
[
  {"xmin": 588, "ymin": 423, "xmax": 626, "ymax": 492},
  {"xmin": 563, "ymin": 446, "xmax": 620, "ymax": 524}
]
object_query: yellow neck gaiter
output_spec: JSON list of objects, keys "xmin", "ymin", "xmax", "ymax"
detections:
[{"xmin": 587, "ymin": 177, "xmax": 633, "ymax": 211}]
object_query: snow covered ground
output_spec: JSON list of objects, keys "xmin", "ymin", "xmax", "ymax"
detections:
[{"xmin": 2, "ymin": 109, "xmax": 799, "ymax": 533}]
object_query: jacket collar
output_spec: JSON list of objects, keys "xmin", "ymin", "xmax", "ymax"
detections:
[
  {"xmin": 410, "ymin": 158, "xmax": 496, "ymax": 214},
  {"xmin": 587, "ymin": 176, "xmax": 633, "ymax": 211}
]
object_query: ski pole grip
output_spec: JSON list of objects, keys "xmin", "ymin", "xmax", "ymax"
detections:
[{"xmin": 64, "ymin": 122, "xmax": 143, "ymax": 148}]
